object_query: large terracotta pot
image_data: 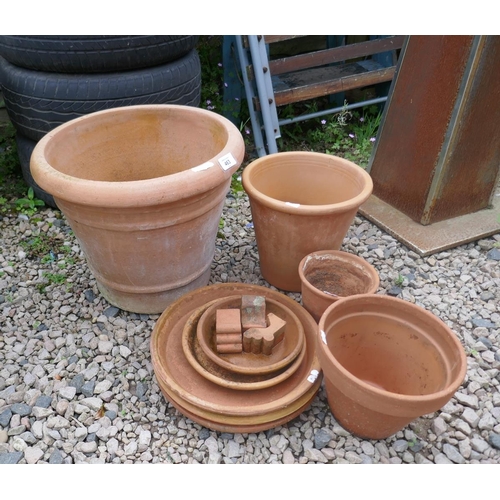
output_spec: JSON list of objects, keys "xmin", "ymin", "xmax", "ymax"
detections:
[
  {"xmin": 298, "ymin": 250, "xmax": 379, "ymax": 322},
  {"xmin": 30, "ymin": 105, "xmax": 245, "ymax": 313},
  {"xmin": 242, "ymin": 152, "xmax": 373, "ymax": 292},
  {"xmin": 317, "ymin": 294, "xmax": 467, "ymax": 440}
]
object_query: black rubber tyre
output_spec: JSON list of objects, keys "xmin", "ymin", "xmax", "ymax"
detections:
[
  {"xmin": 0, "ymin": 49, "xmax": 201, "ymax": 141},
  {"xmin": 0, "ymin": 35, "xmax": 199, "ymax": 73},
  {"xmin": 16, "ymin": 133, "xmax": 57, "ymax": 208}
]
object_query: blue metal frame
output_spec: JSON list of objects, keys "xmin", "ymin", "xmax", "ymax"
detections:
[{"xmin": 227, "ymin": 35, "xmax": 397, "ymax": 156}]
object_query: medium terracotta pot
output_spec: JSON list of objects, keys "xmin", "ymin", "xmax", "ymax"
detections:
[
  {"xmin": 298, "ymin": 250, "xmax": 379, "ymax": 322},
  {"xmin": 317, "ymin": 294, "xmax": 467, "ymax": 440},
  {"xmin": 242, "ymin": 152, "xmax": 373, "ymax": 292},
  {"xmin": 30, "ymin": 105, "xmax": 245, "ymax": 313}
]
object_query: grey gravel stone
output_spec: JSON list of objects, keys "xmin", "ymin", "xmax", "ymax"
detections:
[
  {"xmin": 84, "ymin": 289, "xmax": 96, "ymax": 303},
  {"xmin": 105, "ymin": 410, "xmax": 117, "ymax": 421},
  {"xmin": 387, "ymin": 286, "xmax": 402, "ymax": 297},
  {"xmin": 345, "ymin": 451, "xmax": 363, "ymax": 464},
  {"xmin": 0, "ymin": 408, "xmax": 12, "ymax": 427},
  {"xmin": 59, "ymin": 386, "xmax": 77, "ymax": 400},
  {"xmin": 283, "ymin": 449, "xmax": 295, "ymax": 464},
  {"xmin": 435, "ymin": 453, "xmax": 453, "ymax": 464},
  {"xmin": 486, "ymin": 248, "xmax": 500, "ymax": 261},
  {"xmin": 0, "ymin": 451, "xmax": 23, "ymax": 464},
  {"xmin": 455, "ymin": 392, "xmax": 479, "ymax": 409},
  {"xmin": 415, "ymin": 453, "xmax": 433, "ymax": 464},
  {"xmin": 462, "ymin": 408, "xmax": 480, "ymax": 427},
  {"xmin": 432, "ymin": 417, "xmax": 448, "ymax": 436},
  {"xmin": 69, "ymin": 374, "xmax": 85, "ymax": 394},
  {"xmin": 198, "ymin": 428, "xmax": 210, "ymax": 440},
  {"xmin": 489, "ymin": 433, "xmax": 500, "ymax": 450},
  {"xmin": 34, "ymin": 395, "xmax": 52, "ymax": 408},
  {"xmin": 480, "ymin": 291, "xmax": 495, "ymax": 301},
  {"xmin": 471, "ymin": 318, "xmax": 496, "ymax": 329},
  {"xmin": 393, "ymin": 439, "xmax": 409, "ymax": 453},
  {"xmin": 471, "ymin": 438, "xmax": 489, "ymax": 453},
  {"xmin": 25, "ymin": 446, "xmax": 44, "ymax": 464},
  {"xmin": 443, "ymin": 443, "xmax": 465, "ymax": 464},
  {"xmin": 49, "ymin": 448, "xmax": 64, "ymax": 464},
  {"xmin": 104, "ymin": 306, "xmax": 120, "ymax": 318},
  {"xmin": 10, "ymin": 403, "xmax": 32, "ymax": 416},
  {"xmin": 136, "ymin": 381, "xmax": 147, "ymax": 401},
  {"xmin": 81, "ymin": 380, "xmax": 96, "ymax": 398},
  {"xmin": 314, "ymin": 428, "xmax": 334, "ymax": 449}
]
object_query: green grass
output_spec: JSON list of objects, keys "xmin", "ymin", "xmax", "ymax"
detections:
[{"xmin": 20, "ymin": 232, "xmax": 66, "ymax": 260}]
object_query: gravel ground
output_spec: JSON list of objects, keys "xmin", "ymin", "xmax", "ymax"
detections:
[{"xmin": 1, "ymin": 170, "xmax": 500, "ymax": 464}]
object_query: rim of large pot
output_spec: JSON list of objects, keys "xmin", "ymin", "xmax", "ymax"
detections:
[
  {"xmin": 30, "ymin": 105, "xmax": 245, "ymax": 207},
  {"xmin": 317, "ymin": 294, "xmax": 467, "ymax": 407},
  {"xmin": 241, "ymin": 151, "xmax": 373, "ymax": 215},
  {"xmin": 298, "ymin": 250, "xmax": 380, "ymax": 300}
]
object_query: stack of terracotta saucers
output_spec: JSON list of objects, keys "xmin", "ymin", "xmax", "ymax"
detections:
[{"xmin": 150, "ymin": 283, "xmax": 322, "ymax": 433}]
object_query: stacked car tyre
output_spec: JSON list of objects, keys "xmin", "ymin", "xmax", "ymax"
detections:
[{"xmin": 0, "ymin": 35, "xmax": 201, "ymax": 207}]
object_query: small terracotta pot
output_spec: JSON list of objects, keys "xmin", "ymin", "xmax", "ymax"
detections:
[
  {"xmin": 30, "ymin": 105, "xmax": 244, "ymax": 313},
  {"xmin": 317, "ymin": 294, "xmax": 467, "ymax": 440},
  {"xmin": 242, "ymin": 152, "xmax": 373, "ymax": 292},
  {"xmin": 298, "ymin": 250, "xmax": 379, "ymax": 322}
]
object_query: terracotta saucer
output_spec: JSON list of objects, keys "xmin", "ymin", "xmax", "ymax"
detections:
[
  {"xmin": 182, "ymin": 300, "xmax": 306, "ymax": 390},
  {"xmin": 159, "ymin": 374, "xmax": 319, "ymax": 433},
  {"xmin": 196, "ymin": 295, "xmax": 305, "ymax": 376},
  {"xmin": 150, "ymin": 283, "xmax": 322, "ymax": 419}
]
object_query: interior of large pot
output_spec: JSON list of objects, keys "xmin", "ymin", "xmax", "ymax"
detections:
[
  {"xmin": 322, "ymin": 298, "xmax": 465, "ymax": 397},
  {"xmin": 43, "ymin": 106, "xmax": 229, "ymax": 182},
  {"xmin": 246, "ymin": 153, "xmax": 370, "ymax": 206},
  {"xmin": 303, "ymin": 254, "xmax": 376, "ymax": 297}
]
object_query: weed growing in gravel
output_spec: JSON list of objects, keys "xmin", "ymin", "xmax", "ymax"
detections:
[
  {"xmin": 394, "ymin": 274, "xmax": 405, "ymax": 286},
  {"xmin": 37, "ymin": 271, "xmax": 67, "ymax": 293},
  {"xmin": 15, "ymin": 186, "xmax": 45, "ymax": 216},
  {"xmin": 217, "ymin": 217, "xmax": 225, "ymax": 239},
  {"xmin": 21, "ymin": 232, "xmax": 66, "ymax": 260}
]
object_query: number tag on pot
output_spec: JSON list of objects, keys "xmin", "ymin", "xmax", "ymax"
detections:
[
  {"xmin": 218, "ymin": 153, "xmax": 237, "ymax": 171},
  {"xmin": 307, "ymin": 369, "xmax": 319, "ymax": 383}
]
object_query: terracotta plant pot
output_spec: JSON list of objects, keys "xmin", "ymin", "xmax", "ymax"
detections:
[
  {"xmin": 317, "ymin": 294, "xmax": 467, "ymax": 440},
  {"xmin": 298, "ymin": 250, "xmax": 379, "ymax": 322},
  {"xmin": 242, "ymin": 152, "xmax": 373, "ymax": 292},
  {"xmin": 30, "ymin": 105, "xmax": 245, "ymax": 313}
]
